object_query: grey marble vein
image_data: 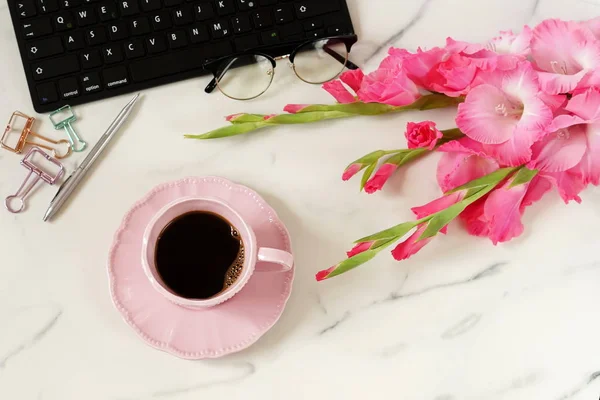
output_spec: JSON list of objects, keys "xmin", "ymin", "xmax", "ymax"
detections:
[
  {"xmin": 0, "ymin": 306, "xmax": 63, "ymax": 369},
  {"xmin": 118, "ymin": 362, "xmax": 256, "ymax": 399},
  {"xmin": 379, "ymin": 342, "xmax": 408, "ymax": 358},
  {"xmin": 529, "ymin": 0, "xmax": 542, "ymax": 19},
  {"xmin": 441, "ymin": 313, "xmax": 481, "ymax": 339},
  {"xmin": 364, "ymin": 0, "xmax": 434, "ymax": 63},
  {"xmin": 556, "ymin": 371, "xmax": 600, "ymax": 400},
  {"xmin": 319, "ymin": 262, "xmax": 507, "ymax": 335}
]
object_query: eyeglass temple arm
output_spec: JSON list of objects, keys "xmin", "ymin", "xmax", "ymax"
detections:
[
  {"xmin": 324, "ymin": 46, "xmax": 360, "ymax": 70},
  {"xmin": 205, "ymin": 58, "xmax": 237, "ymax": 93}
]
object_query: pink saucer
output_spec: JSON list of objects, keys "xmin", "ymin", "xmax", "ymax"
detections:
[{"xmin": 107, "ymin": 177, "xmax": 294, "ymax": 359}]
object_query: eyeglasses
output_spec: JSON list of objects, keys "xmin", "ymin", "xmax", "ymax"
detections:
[{"xmin": 204, "ymin": 35, "xmax": 359, "ymax": 100}]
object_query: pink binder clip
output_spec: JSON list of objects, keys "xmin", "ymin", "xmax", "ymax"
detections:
[{"xmin": 5, "ymin": 147, "xmax": 65, "ymax": 213}]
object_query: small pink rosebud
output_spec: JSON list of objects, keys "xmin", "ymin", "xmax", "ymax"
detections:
[
  {"xmin": 346, "ymin": 241, "xmax": 375, "ymax": 258},
  {"xmin": 342, "ymin": 163, "xmax": 363, "ymax": 181},
  {"xmin": 284, "ymin": 104, "xmax": 310, "ymax": 114},
  {"xmin": 405, "ymin": 121, "xmax": 444, "ymax": 150},
  {"xmin": 364, "ymin": 163, "xmax": 398, "ymax": 194},
  {"xmin": 315, "ymin": 266, "xmax": 336, "ymax": 282}
]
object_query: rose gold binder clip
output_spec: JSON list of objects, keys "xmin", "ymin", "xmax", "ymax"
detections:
[
  {"xmin": 5, "ymin": 147, "xmax": 65, "ymax": 214},
  {"xmin": 1, "ymin": 111, "xmax": 72, "ymax": 159}
]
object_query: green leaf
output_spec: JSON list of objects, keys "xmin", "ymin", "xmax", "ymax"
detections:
[
  {"xmin": 185, "ymin": 122, "xmax": 266, "ymax": 139},
  {"xmin": 440, "ymin": 128, "xmax": 464, "ymax": 141},
  {"xmin": 228, "ymin": 114, "xmax": 267, "ymax": 124},
  {"xmin": 267, "ymin": 110, "xmax": 353, "ymax": 124},
  {"xmin": 349, "ymin": 150, "xmax": 388, "ymax": 167},
  {"xmin": 360, "ymin": 162, "xmax": 377, "ymax": 190},
  {"xmin": 509, "ymin": 167, "xmax": 538, "ymax": 188},
  {"xmin": 297, "ymin": 102, "xmax": 397, "ymax": 115},
  {"xmin": 395, "ymin": 94, "xmax": 465, "ymax": 112},
  {"xmin": 356, "ymin": 220, "xmax": 421, "ymax": 243},
  {"xmin": 447, "ymin": 167, "xmax": 518, "ymax": 194},
  {"xmin": 418, "ymin": 201, "xmax": 468, "ymax": 240},
  {"xmin": 325, "ymin": 238, "xmax": 398, "ymax": 279}
]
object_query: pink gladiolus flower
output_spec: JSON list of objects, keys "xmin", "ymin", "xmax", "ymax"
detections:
[
  {"xmin": 436, "ymin": 138, "xmax": 500, "ymax": 192},
  {"xmin": 322, "ymin": 80, "xmax": 356, "ymax": 104},
  {"xmin": 583, "ymin": 17, "xmax": 600, "ymax": 39},
  {"xmin": 340, "ymin": 69, "xmax": 365, "ymax": 93},
  {"xmin": 530, "ymin": 88, "xmax": 600, "ymax": 186},
  {"xmin": 445, "ymin": 38, "xmax": 520, "ymax": 71},
  {"xmin": 342, "ymin": 163, "xmax": 363, "ymax": 181},
  {"xmin": 358, "ymin": 66, "xmax": 421, "ymax": 106},
  {"xmin": 405, "ymin": 121, "xmax": 443, "ymax": 150},
  {"xmin": 347, "ymin": 241, "xmax": 375, "ymax": 258},
  {"xmin": 456, "ymin": 62, "xmax": 553, "ymax": 166},
  {"xmin": 364, "ymin": 163, "xmax": 397, "ymax": 194},
  {"xmin": 487, "ymin": 27, "xmax": 533, "ymax": 57},
  {"xmin": 531, "ymin": 19, "xmax": 600, "ymax": 94},
  {"xmin": 541, "ymin": 170, "xmax": 586, "ymax": 203},
  {"xmin": 284, "ymin": 104, "xmax": 310, "ymax": 114}
]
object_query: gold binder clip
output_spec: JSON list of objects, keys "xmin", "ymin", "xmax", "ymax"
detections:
[{"xmin": 1, "ymin": 111, "xmax": 71, "ymax": 159}]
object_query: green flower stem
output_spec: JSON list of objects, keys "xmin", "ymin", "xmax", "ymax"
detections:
[{"xmin": 186, "ymin": 94, "xmax": 464, "ymax": 140}]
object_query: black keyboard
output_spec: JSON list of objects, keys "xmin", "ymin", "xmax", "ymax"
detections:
[{"xmin": 8, "ymin": 0, "xmax": 355, "ymax": 113}]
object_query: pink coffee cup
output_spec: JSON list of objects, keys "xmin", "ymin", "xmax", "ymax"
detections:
[{"xmin": 142, "ymin": 196, "xmax": 293, "ymax": 308}]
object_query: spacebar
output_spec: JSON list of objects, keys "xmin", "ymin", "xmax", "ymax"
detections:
[{"xmin": 129, "ymin": 45, "xmax": 227, "ymax": 82}]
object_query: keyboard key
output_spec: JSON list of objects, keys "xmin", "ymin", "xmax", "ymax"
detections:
[
  {"xmin": 80, "ymin": 71, "xmax": 102, "ymax": 93},
  {"xmin": 103, "ymin": 65, "xmax": 130, "ymax": 89},
  {"xmin": 31, "ymin": 54, "xmax": 79, "ymax": 81},
  {"xmin": 209, "ymin": 19, "xmax": 229, "ymax": 38},
  {"xmin": 252, "ymin": 9, "xmax": 272, "ymax": 28},
  {"xmin": 58, "ymin": 76, "xmax": 80, "ymax": 99},
  {"xmin": 164, "ymin": 0, "xmax": 183, "ymax": 5},
  {"xmin": 274, "ymin": 5, "xmax": 293, "ymax": 24},
  {"xmin": 234, "ymin": 34, "xmax": 258, "ymax": 52},
  {"xmin": 109, "ymin": 21, "xmax": 128, "ymax": 40},
  {"xmin": 259, "ymin": 0, "xmax": 276, "ymax": 4},
  {"xmin": 307, "ymin": 28, "xmax": 324, "ymax": 39},
  {"xmin": 231, "ymin": 15, "xmax": 251, "ymax": 34},
  {"xmin": 98, "ymin": 2, "xmax": 118, "ymax": 21},
  {"xmin": 53, "ymin": 11, "xmax": 74, "ymax": 31},
  {"xmin": 295, "ymin": 1, "xmax": 340, "ymax": 19},
  {"xmin": 36, "ymin": 81, "xmax": 59, "ymax": 104},
  {"xmin": 236, "ymin": 0, "xmax": 256, "ymax": 10},
  {"xmin": 327, "ymin": 25, "xmax": 350, "ymax": 35},
  {"xmin": 193, "ymin": 2, "xmax": 213, "ymax": 20},
  {"xmin": 60, "ymin": 0, "xmax": 81, "ymax": 9},
  {"xmin": 124, "ymin": 39, "xmax": 145, "ymax": 58},
  {"xmin": 86, "ymin": 27, "xmax": 107, "ymax": 45},
  {"xmin": 131, "ymin": 17, "xmax": 150, "ymax": 35},
  {"xmin": 130, "ymin": 42, "xmax": 232, "ymax": 82},
  {"xmin": 304, "ymin": 19, "xmax": 322, "ymax": 31},
  {"xmin": 102, "ymin": 44, "xmax": 124, "ymax": 63},
  {"xmin": 280, "ymin": 21, "xmax": 303, "ymax": 39},
  {"xmin": 75, "ymin": 7, "xmax": 96, "ymax": 26},
  {"xmin": 146, "ymin": 34, "xmax": 167, "ymax": 53},
  {"xmin": 214, "ymin": 0, "xmax": 234, "ymax": 16},
  {"xmin": 38, "ymin": 0, "xmax": 59, "ymax": 14},
  {"xmin": 173, "ymin": 6, "xmax": 193, "ymax": 25},
  {"xmin": 118, "ymin": 0, "xmax": 139, "ymax": 16},
  {"xmin": 140, "ymin": 0, "xmax": 160, "ymax": 11},
  {"xmin": 189, "ymin": 24, "xmax": 208, "ymax": 43},
  {"xmin": 22, "ymin": 19, "xmax": 53, "ymax": 39},
  {"xmin": 65, "ymin": 31, "xmax": 84, "ymax": 50},
  {"xmin": 26, "ymin": 36, "xmax": 63, "ymax": 60},
  {"xmin": 16, "ymin": 0, "xmax": 37, "ymax": 18},
  {"xmin": 261, "ymin": 29, "xmax": 279, "ymax": 45},
  {"xmin": 168, "ymin": 30, "xmax": 188, "ymax": 49},
  {"xmin": 151, "ymin": 11, "xmax": 171, "ymax": 30},
  {"xmin": 81, "ymin": 49, "xmax": 102, "ymax": 68}
]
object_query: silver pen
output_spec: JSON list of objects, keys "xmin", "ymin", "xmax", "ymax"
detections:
[{"xmin": 43, "ymin": 93, "xmax": 141, "ymax": 222}]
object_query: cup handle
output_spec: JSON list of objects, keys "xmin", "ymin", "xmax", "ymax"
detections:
[{"xmin": 256, "ymin": 248, "xmax": 294, "ymax": 272}]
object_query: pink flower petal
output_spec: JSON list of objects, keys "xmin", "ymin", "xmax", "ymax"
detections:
[
  {"xmin": 437, "ymin": 151, "xmax": 499, "ymax": 192},
  {"xmin": 571, "ymin": 122, "xmax": 600, "ymax": 185},
  {"xmin": 530, "ymin": 124, "xmax": 588, "ymax": 172},
  {"xmin": 483, "ymin": 181, "xmax": 529, "ymax": 244},
  {"xmin": 358, "ymin": 67, "xmax": 421, "ymax": 106},
  {"xmin": 411, "ymin": 191, "xmax": 466, "ymax": 219},
  {"xmin": 391, "ymin": 225, "xmax": 432, "ymax": 261},
  {"xmin": 315, "ymin": 266, "xmax": 336, "ymax": 282},
  {"xmin": 481, "ymin": 129, "xmax": 535, "ymax": 166},
  {"xmin": 565, "ymin": 87, "xmax": 600, "ymax": 120},
  {"xmin": 225, "ymin": 113, "xmax": 244, "ymax": 122},
  {"xmin": 364, "ymin": 163, "xmax": 397, "ymax": 194},
  {"xmin": 459, "ymin": 198, "xmax": 490, "ymax": 237},
  {"xmin": 521, "ymin": 176, "xmax": 553, "ymax": 210},
  {"xmin": 339, "ymin": 69, "xmax": 365, "ymax": 93},
  {"xmin": 284, "ymin": 104, "xmax": 310, "ymax": 114},
  {"xmin": 346, "ymin": 241, "xmax": 374, "ymax": 258},
  {"xmin": 342, "ymin": 163, "xmax": 362, "ymax": 181},
  {"xmin": 322, "ymin": 80, "xmax": 356, "ymax": 104},
  {"xmin": 541, "ymin": 170, "xmax": 586, "ymax": 203}
]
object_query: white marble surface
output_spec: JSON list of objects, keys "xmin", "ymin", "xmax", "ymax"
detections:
[{"xmin": 2, "ymin": 0, "xmax": 600, "ymax": 399}]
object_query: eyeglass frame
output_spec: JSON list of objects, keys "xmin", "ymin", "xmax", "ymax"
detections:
[{"xmin": 203, "ymin": 35, "xmax": 359, "ymax": 100}]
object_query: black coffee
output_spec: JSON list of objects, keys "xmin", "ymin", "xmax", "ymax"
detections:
[{"xmin": 155, "ymin": 211, "xmax": 245, "ymax": 299}]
